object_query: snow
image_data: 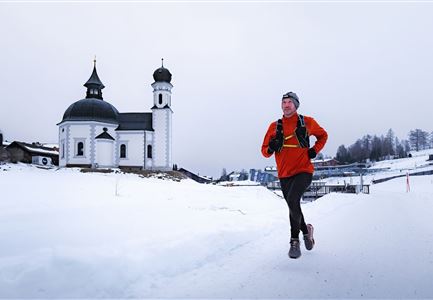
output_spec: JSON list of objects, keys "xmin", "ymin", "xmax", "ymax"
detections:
[
  {"xmin": 217, "ymin": 180, "xmax": 261, "ymax": 186},
  {"xmin": 22, "ymin": 144, "xmax": 59, "ymax": 156},
  {"xmin": 1, "ymin": 163, "xmax": 433, "ymax": 298}
]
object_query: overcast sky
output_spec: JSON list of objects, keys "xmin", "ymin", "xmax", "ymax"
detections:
[{"xmin": 1, "ymin": 2, "xmax": 433, "ymax": 177}]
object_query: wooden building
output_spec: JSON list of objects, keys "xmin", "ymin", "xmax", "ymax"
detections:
[
  {"xmin": 312, "ymin": 158, "xmax": 340, "ymax": 167},
  {"xmin": 0, "ymin": 132, "xmax": 11, "ymax": 162},
  {"xmin": 6, "ymin": 142, "xmax": 59, "ymax": 166}
]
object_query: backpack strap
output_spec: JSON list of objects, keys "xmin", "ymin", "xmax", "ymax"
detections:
[
  {"xmin": 295, "ymin": 114, "xmax": 310, "ymax": 148},
  {"xmin": 298, "ymin": 114, "xmax": 306, "ymax": 128}
]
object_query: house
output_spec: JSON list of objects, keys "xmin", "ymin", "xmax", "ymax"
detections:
[
  {"xmin": 178, "ymin": 168, "xmax": 212, "ymax": 184},
  {"xmin": 312, "ymin": 158, "xmax": 340, "ymax": 167},
  {"xmin": 0, "ymin": 131, "xmax": 11, "ymax": 162},
  {"xmin": 6, "ymin": 141, "xmax": 59, "ymax": 165}
]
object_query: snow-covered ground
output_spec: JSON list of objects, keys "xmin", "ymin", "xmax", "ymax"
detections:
[{"xmin": 1, "ymin": 163, "xmax": 433, "ymax": 298}]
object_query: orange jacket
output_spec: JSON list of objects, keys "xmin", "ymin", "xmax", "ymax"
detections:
[{"xmin": 261, "ymin": 112, "xmax": 328, "ymax": 178}]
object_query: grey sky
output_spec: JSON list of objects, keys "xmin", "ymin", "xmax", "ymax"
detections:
[{"xmin": 1, "ymin": 2, "xmax": 433, "ymax": 177}]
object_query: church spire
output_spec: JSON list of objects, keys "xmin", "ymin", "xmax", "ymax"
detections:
[{"xmin": 84, "ymin": 57, "xmax": 105, "ymax": 100}]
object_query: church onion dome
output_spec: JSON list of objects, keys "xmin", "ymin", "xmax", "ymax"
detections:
[
  {"xmin": 153, "ymin": 58, "xmax": 172, "ymax": 83},
  {"xmin": 60, "ymin": 98, "xmax": 119, "ymax": 124}
]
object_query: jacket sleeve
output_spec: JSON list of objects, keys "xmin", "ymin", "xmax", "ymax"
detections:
[
  {"xmin": 261, "ymin": 122, "xmax": 275, "ymax": 158},
  {"xmin": 308, "ymin": 117, "xmax": 328, "ymax": 154}
]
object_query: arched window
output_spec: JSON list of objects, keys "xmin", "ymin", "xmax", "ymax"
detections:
[
  {"xmin": 147, "ymin": 145, "xmax": 152, "ymax": 159},
  {"xmin": 120, "ymin": 144, "xmax": 126, "ymax": 158},
  {"xmin": 77, "ymin": 142, "xmax": 84, "ymax": 156},
  {"xmin": 158, "ymin": 94, "xmax": 163, "ymax": 105}
]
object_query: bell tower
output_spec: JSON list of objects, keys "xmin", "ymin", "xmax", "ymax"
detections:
[
  {"xmin": 151, "ymin": 59, "xmax": 173, "ymax": 171},
  {"xmin": 84, "ymin": 58, "xmax": 105, "ymax": 100}
]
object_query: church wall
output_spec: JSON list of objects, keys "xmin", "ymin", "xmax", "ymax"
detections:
[
  {"xmin": 67, "ymin": 124, "xmax": 91, "ymax": 165},
  {"xmin": 152, "ymin": 109, "xmax": 169, "ymax": 170},
  {"xmin": 145, "ymin": 131, "xmax": 154, "ymax": 169},
  {"xmin": 93, "ymin": 124, "xmax": 117, "ymax": 167},
  {"xmin": 116, "ymin": 131, "xmax": 145, "ymax": 168},
  {"xmin": 58, "ymin": 125, "xmax": 68, "ymax": 167}
]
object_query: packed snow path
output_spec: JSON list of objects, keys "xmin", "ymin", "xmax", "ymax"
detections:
[{"xmin": 0, "ymin": 164, "xmax": 432, "ymax": 298}]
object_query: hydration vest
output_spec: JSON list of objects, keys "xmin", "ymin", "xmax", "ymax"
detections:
[{"xmin": 276, "ymin": 115, "xmax": 310, "ymax": 149}]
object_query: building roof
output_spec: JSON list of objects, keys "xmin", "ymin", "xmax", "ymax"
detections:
[
  {"xmin": 153, "ymin": 60, "xmax": 172, "ymax": 83},
  {"xmin": 84, "ymin": 65, "xmax": 105, "ymax": 89},
  {"xmin": 59, "ymin": 98, "xmax": 119, "ymax": 124},
  {"xmin": 116, "ymin": 113, "xmax": 153, "ymax": 131},
  {"xmin": 7, "ymin": 141, "xmax": 59, "ymax": 156},
  {"xmin": 95, "ymin": 130, "xmax": 115, "ymax": 140}
]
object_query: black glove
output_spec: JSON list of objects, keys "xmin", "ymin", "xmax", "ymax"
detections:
[
  {"xmin": 268, "ymin": 137, "xmax": 283, "ymax": 153},
  {"xmin": 308, "ymin": 148, "xmax": 317, "ymax": 159}
]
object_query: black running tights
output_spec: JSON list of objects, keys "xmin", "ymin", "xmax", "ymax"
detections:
[{"xmin": 280, "ymin": 172, "xmax": 313, "ymax": 239}]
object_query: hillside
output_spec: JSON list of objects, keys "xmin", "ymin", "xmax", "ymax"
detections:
[{"xmin": 0, "ymin": 163, "xmax": 432, "ymax": 298}]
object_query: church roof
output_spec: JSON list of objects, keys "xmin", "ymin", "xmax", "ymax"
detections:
[
  {"xmin": 116, "ymin": 113, "xmax": 153, "ymax": 131},
  {"xmin": 84, "ymin": 65, "xmax": 105, "ymax": 89},
  {"xmin": 95, "ymin": 131, "xmax": 115, "ymax": 140},
  {"xmin": 59, "ymin": 98, "xmax": 119, "ymax": 124},
  {"xmin": 153, "ymin": 59, "xmax": 172, "ymax": 83}
]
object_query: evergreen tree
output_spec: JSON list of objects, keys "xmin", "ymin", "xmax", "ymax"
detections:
[
  {"xmin": 409, "ymin": 129, "xmax": 429, "ymax": 151},
  {"xmin": 370, "ymin": 135, "xmax": 383, "ymax": 161},
  {"xmin": 384, "ymin": 129, "xmax": 395, "ymax": 156},
  {"xmin": 429, "ymin": 131, "xmax": 433, "ymax": 149},
  {"xmin": 336, "ymin": 144, "xmax": 350, "ymax": 164},
  {"xmin": 361, "ymin": 135, "xmax": 372, "ymax": 161},
  {"xmin": 349, "ymin": 139, "xmax": 363, "ymax": 163},
  {"xmin": 220, "ymin": 168, "xmax": 228, "ymax": 181}
]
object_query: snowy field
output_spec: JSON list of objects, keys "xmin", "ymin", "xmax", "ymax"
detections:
[
  {"xmin": 1, "ymin": 163, "xmax": 433, "ymax": 298},
  {"xmin": 325, "ymin": 150, "xmax": 433, "ymax": 186}
]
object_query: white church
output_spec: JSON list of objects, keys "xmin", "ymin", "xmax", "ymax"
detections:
[{"xmin": 57, "ymin": 60, "xmax": 173, "ymax": 170}]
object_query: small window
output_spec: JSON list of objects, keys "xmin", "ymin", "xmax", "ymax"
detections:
[
  {"xmin": 147, "ymin": 145, "xmax": 152, "ymax": 159},
  {"xmin": 61, "ymin": 142, "xmax": 65, "ymax": 159},
  {"xmin": 120, "ymin": 144, "xmax": 126, "ymax": 158},
  {"xmin": 77, "ymin": 142, "xmax": 84, "ymax": 156},
  {"xmin": 158, "ymin": 94, "xmax": 163, "ymax": 105}
]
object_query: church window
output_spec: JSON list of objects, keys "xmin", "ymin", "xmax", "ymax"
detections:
[
  {"xmin": 120, "ymin": 144, "xmax": 126, "ymax": 158},
  {"xmin": 147, "ymin": 145, "xmax": 152, "ymax": 159},
  {"xmin": 61, "ymin": 142, "xmax": 65, "ymax": 159},
  {"xmin": 159, "ymin": 94, "xmax": 163, "ymax": 105},
  {"xmin": 77, "ymin": 142, "xmax": 84, "ymax": 156}
]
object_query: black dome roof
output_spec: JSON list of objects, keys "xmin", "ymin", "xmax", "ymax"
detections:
[
  {"xmin": 153, "ymin": 66, "xmax": 172, "ymax": 83},
  {"xmin": 61, "ymin": 98, "xmax": 119, "ymax": 124}
]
